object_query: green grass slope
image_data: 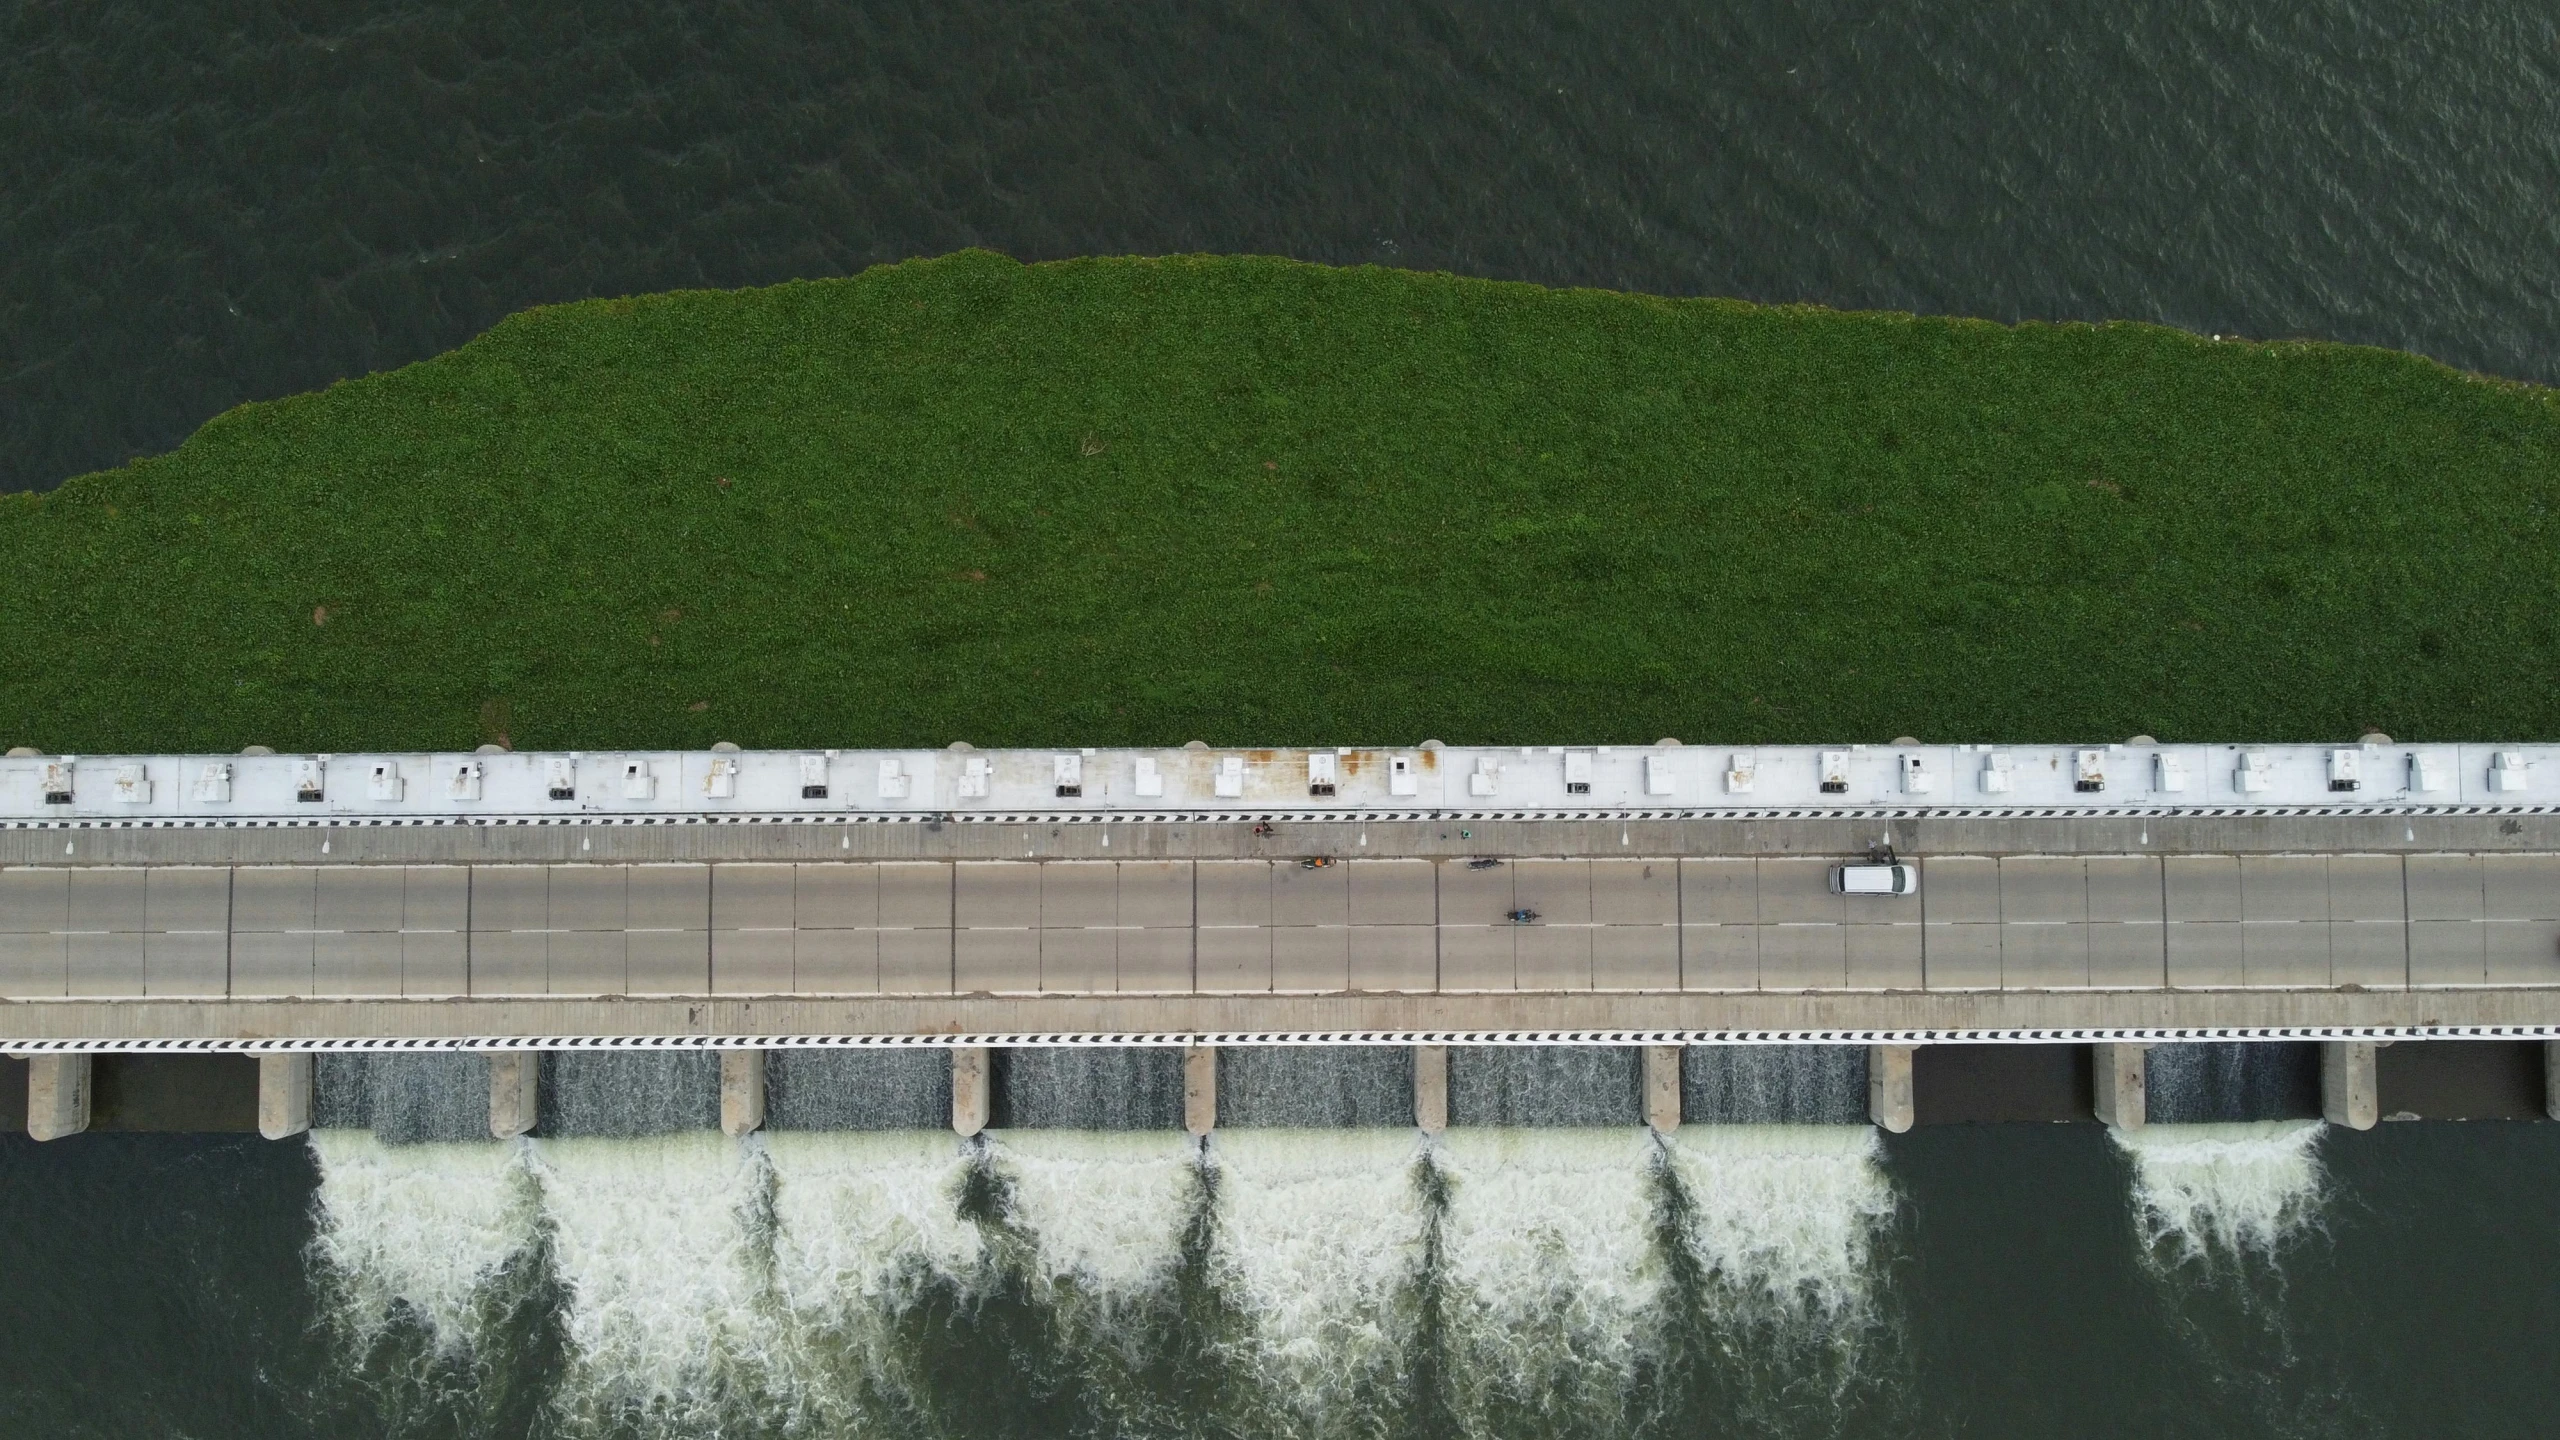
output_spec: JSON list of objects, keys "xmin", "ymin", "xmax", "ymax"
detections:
[{"xmin": 6, "ymin": 250, "xmax": 2557, "ymax": 753}]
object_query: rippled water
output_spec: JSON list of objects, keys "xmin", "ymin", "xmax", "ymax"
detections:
[
  {"xmin": 7, "ymin": 1122, "xmax": 2558, "ymax": 1436},
  {"xmin": 6, "ymin": 0, "xmax": 2557, "ymax": 491}
]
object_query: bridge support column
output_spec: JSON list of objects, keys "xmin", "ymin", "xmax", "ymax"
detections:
[
  {"xmin": 2093, "ymin": 1043, "xmax": 2148, "ymax": 1129},
  {"xmin": 1643, "ymin": 1045, "xmax": 1682, "ymax": 1132},
  {"xmin": 2322, "ymin": 1041, "xmax": 2378, "ymax": 1130},
  {"xmin": 26, "ymin": 1054, "xmax": 90, "ymax": 1142},
  {"xmin": 720, "ymin": 1049, "xmax": 766, "ymax": 1137},
  {"xmin": 1867, "ymin": 1045, "xmax": 1914, "ymax": 1134},
  {"xmin": 1184, "ymin": 1045, "xmax": 1217, "ymax": 1136},
  {"xmin": 952, "ymin": 1046, "xmax": 991, "ymax": 1137},
  {"xmin": 258, "ymin": 1054, "xmax": 312, "ymax": 1140},
  {"xmin": 1414, "ymin": 1044, "xmax": 1448, "ymax": 1134},
  {"xmin": 2548, "ymin": 1042, "xmax": 2560, "ymax": 1122},
  {"xmin": 489, "ymin": 1051, "xmax": 540, "ymax": 1139}
]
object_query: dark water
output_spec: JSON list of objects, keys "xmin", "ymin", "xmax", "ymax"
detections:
[
  {"xmin": 2, "ymin": 1122, "xmax": 2555, "ymax": 1436},
  {"xmin": 7, "ymin": 0, "xmax": 2559, "ymax": 492}
]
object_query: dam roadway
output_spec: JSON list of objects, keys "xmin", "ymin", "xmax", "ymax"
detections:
[
  {"xmin": 14, "ymin": 741, "xmax": 2560, "ymax": 1138},
  {"xmin": 8, "ymin": 809, "xmax": 2560, "ymax": 1043}
]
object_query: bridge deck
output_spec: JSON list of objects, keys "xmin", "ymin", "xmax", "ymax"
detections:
[{"xmin": 5, "ymin": 850, "xmax": 2556, "ymax": 1004}]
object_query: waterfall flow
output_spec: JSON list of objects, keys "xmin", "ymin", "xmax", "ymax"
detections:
[
  {"xmin": 1682, "ymin": 1045, "xmax": 1871, "ymax": 1125},
  {"xmin": 767, "ymin": 1050, "xmax": 952, "ymax": 1131},
  {"xmin": 1448, "ymin": 1045, "xmax": 1642, "ymax": 1127},
  {"xmin": 1218, "ymin": 1046, "xmax": 1415, "ymax": 1128},
  {"xmin": 308, "ymin": 1121, "xmax": 1900, "ymax": 1433},
  {"xmin": 314, "ymin": 1053, "xmax": 494, "ymax": 1145},
  {"xmin": 2112, "ymin": 1121, "xmax": 2329, "ymax": 1262},
  {"xmin": 543, "ymin": 1052, "xmax": 723, "ymax": 1138},
  {"xmin": 2145, "ymin": 1044, "xmax": 2324, "ymax": 1125}
]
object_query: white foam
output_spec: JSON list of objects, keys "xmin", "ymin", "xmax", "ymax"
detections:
[
  {"xmin": 1210, "ymin": 1129, "xmax": 1430, "ymax": 1394},
  {"xmin": 1662, "ymin": 1125, "xmax": 1895, "ymax": 1324},
  {"xmin": 1431, "ymin": 1128, "xmax": 1664, "ymax": 1371},
  {"xmin": 2113, "ymin": 1121, "xmax": 2327, "ymax": 1261},
  {"xmin": 307, "ymin": 1130, "xmax": 534, "ymax": 1348},
  {"xmin": 530, "ymin": 1132, "xmax": 769, "ymax": 1410},
  {"xmin": 764, "ymin": 1130, "xmax": 981, "ymax": 1318},
  {"xmin": 989, "ymin": 1131, "xmax": 1200, "ymax": 1296}
]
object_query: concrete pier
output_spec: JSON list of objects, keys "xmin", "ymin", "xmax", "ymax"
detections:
[
  {"xmin": 2093, "ymin": 1043, "xmax": 2148, "ymax": 1129},
  {"xmin": 1184, "ymin": 1045, "xmax": 1216, "ymax": 1136},
  {"xmin": 2548, "ymin": 1041, "xmax": 2560, "ymax": 1123},
  {"xmin": 1414, "ymin": 1044, "xmax": 1448, "ymax": 1133},
  {"xmin": 1643, "ymin": 1044, "xmax": 1681, "ymax": 1132},
  {"xmin": 26, "ymin": 1054, "xmax": 90, "ymax": 1141},
  {"xmin": 256, "ymin": 1054, "xmax": 311, "ymax": 1139},
  {"xmin": 720, "ymin": 1049, "xmax": 765, "ymax": 1137},
  {"xmin": 2323, "ymin": 1040, "xmax": 2379, "ymax": 1130},
  {"xmin": 489, "ymin": 1051, "xmax": 540, "ymax": 1139},
  {"xmin": 951, "ymin": 1046, "xmax": 991, "ymax": 1137},
  {"xmin": 1868, "ymin": 1045, "xmax": 1914, "ymax": 1134}
]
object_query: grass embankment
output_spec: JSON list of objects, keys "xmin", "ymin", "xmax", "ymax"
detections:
[{"xmin": 5, "ymin": 250, "xmax": 2558, "ymax": 752}]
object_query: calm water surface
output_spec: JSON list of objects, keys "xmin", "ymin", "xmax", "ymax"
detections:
[{"xmin": 4, "ymin": 0, "xmax": 2557, "ymax": 490}]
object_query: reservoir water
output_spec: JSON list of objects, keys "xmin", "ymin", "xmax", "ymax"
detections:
[{"xmin": 5, "ymin": 0, "xmax": 2558, "ymax": 492}]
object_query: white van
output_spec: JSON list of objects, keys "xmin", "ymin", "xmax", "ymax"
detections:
[{"xmin": 1831, "ymin": 861, "xmax": 1920, "ymax": 896}]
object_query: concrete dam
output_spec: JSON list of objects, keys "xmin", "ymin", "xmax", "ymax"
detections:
[{"xmin": 8, "ymin": 738, "xmax": 2560, "ymax": 1141}]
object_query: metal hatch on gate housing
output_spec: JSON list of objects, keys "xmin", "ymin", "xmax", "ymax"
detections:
[
  {"xmin": 2073, "ymin": 750, "xmax": 2106, "ymax": 793},
  {"xmin": 1818, "ymin": 750, "xmax": 1850, "ymax": 794}
]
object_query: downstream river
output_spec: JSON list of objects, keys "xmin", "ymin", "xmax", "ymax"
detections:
[{"xmin": 2, "ymin": 1114, "xmax": 2557, "ymax": 1438}]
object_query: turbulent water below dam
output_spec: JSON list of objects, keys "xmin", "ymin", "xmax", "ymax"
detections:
[{"xmin": 5, "ymin": 1047, "xmax": 2560, "ymax": 1437}]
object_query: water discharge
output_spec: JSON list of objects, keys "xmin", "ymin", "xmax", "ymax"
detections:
[
  {"xmin": 306, "ymin": 1119, "xmax": 1906, "ymax": 1432},
  {"xmin": 2113, "ymin": 1121, "xmax": 2328, "ymax": 1262},
  {"xmin": 1210, "ymin": 1129, "xmax": 1432, "ymax": 1406},
  {"xmin": 1662, "ymin": 1125, "xmax": 1896, "ymax": 1324},
  {"xmin": 529, "ymin": 1133, "xmax": 770, "ymax": 1419},
  {"xmin": 1430, "ymin": 1125, "xmax": 1665, "ymax": 1415},
  {"xmin": 308, "ymin": 1130, "xmax": 535, "ymax": 1349},
  {"xmin": 986, "ymin": 1130, "xmax": 1202, "ymax": 1298},
  {"xmin": 765, "ymin": 1131, "xmax": 981, "ymax": 1316}
]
